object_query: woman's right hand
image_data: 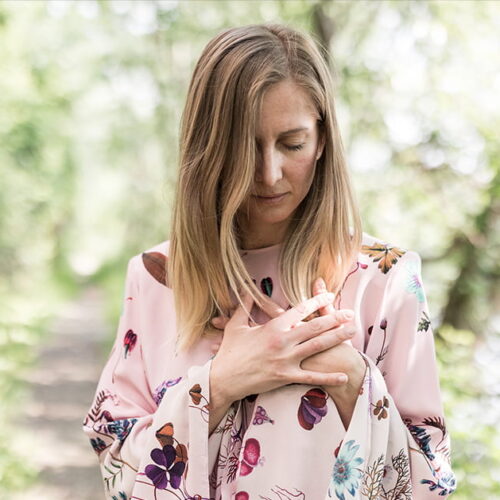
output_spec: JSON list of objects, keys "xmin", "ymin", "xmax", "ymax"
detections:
[{"xmin": 209, "ymin": 290, "xmax": 355, "ymax": 406}]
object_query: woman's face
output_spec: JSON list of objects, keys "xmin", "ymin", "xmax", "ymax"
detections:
[{"xmin": 237, "ymin": 79, "xmax": 325, "ymax": 248}]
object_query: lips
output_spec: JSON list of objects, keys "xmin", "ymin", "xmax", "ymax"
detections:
[{"xmin": 255, "ymin": 193, "xmax": 287, "ymax": 198}]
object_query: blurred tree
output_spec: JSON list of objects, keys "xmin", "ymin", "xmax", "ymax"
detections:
[{"xmin": 0, "ymin": 0, "xmax": 498, "ymax": 497}]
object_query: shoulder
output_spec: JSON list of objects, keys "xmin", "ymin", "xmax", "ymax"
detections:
[
  {"xmin": 357, "ymin": 231, "xmax": 422, "ymax": 281},
  {"xmin": 127, "ymin": 239, "xmax": 171, "ymax": 289}
]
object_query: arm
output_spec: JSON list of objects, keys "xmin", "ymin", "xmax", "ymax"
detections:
[
  {"xmin": 364, "ymin": 250, "xmax": 456, "ymax": 497},
  {"xmin": 83, "ymin": 255, "xmax": 214, "ymax": 499},
  {"xmin": 322, "ymin": 346, "xmax": 366, "ymax": 429},
  {"xmin": 346, "ymin": 250, "xmax": 456, "ymax": 499},
  {"xmin": 208, "ymin": 368, "xmax": 233, "ymax": 436},
  {"xmin": 302, "ymin": 250, "xmax": 456, "ymax": 498}
]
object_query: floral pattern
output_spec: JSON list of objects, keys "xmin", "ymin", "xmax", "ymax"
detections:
[
  {"xmin": 330, "ymin": 440, "xmax": 364, "ymax": 500},
  {"xmin": 360, "ymin": 243, "xmax": 406, "ymax": 274},
  {"xmin": 297, "ymin": 387, "xmax": 328, "ymax": 430},
  {"xmin": 84, "ymin": 234, "xmax": 456, "ymax": 499},
  {"xmin": 153, "ymin": 376, "xmax": 183, "ymax": 406},
  {"xmin": 144, "ymin": 445, "xmax": 186, "ymax": 490},
  {"xmin": 123, "ymin": 329, "xmax": 137, "ymax": 358},
  {"xmin": 404, "ymin": 259, "xmax": 425, "ymax": 302},
  {"xmin": 253, "ymin": 405, "xmax": 274, "ymax": 426}
]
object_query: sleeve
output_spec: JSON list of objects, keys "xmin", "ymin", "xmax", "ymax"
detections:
[
  {"xmin": 329, "ymin": 250, "xmax": 457, "ymax": 500},
  {"xmin": 82, "ymin": 255, "xmax": 214, "ymax": 500}
]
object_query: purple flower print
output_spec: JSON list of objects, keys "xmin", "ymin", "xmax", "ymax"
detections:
[
  {"xmin": 253, "ymin": 405, "xmax": 274, "ymax": 426},
  {"xmin": 153, "ymin": 377, "xmax": 182, "ymax": 406},
  {"xmin": 145, "ymin": 445, "xmax": 186, "ymax": 490},
  {"xmin": 298, "ymin": 388, "xmax": 328, "ymax": 430}
]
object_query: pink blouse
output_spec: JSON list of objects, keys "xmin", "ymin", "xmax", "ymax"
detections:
[{"xmin": 83, "ymin": 232, "xmax": 456, "ymax": 499}]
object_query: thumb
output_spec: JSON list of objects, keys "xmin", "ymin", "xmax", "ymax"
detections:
[{"xmin": 312, "ymin": 277, "xmax": 335, "ymax": 316}]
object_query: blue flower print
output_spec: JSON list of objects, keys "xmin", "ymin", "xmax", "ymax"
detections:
[
  {"xmin": 421, "ymin": 469, "xmax": 457, "ymax": 496},
  {"xmin": 105, "ymin": 418, "xmax": 138, "ymax": 442},
  {"xmin": 329, "ymin": 440, "xmax": 364, "ymax": 500},
  {"xmin": 404, "ymin": 260, "xmax": 425, "ymax": 303}
]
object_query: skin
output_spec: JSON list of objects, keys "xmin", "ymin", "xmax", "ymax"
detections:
[
  {"xmin": 236, "ymin": 78, "xmax": 326, "ymax": 250},
  {"xmin": 209, "ymin": 279, "xmax": 367, "ymax": 431},
  {"xmin": 208, "ymin": 79, "xmax": 366, "ymax": 433}
]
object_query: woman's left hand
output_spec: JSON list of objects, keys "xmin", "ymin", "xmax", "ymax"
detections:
[
  {"xmin": 210, "ymin": 278, "xmax": 365, "ymax": 387},
  {"xmin": 300, "ymin": 277, "xmax": 366, "ymax": 392}
]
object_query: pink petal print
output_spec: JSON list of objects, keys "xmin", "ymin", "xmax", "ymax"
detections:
[
  {"xmin": 239, "ymin": 438, "xmax": 261, "ymax": 477},
  {"xmin": 243, "ymin": 438, "xmax": 260, "ymax": 466},
  {"xmin": 239, "ymin": 461, "xmax": 254, "ymax": 477}
]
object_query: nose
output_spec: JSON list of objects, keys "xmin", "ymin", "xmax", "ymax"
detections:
[{"xmin": 255, "ymin": 147, "xmax": 284, "ymax": 186}]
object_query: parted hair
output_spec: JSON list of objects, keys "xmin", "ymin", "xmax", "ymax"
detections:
[{"xmin": 169, "ymin": 23, "xmax": 362, "ymax": 353}]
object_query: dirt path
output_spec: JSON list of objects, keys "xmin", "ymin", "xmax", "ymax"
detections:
[{"xmin": 14, "ymin": 286, "xmax": 111, "ymax": 500}]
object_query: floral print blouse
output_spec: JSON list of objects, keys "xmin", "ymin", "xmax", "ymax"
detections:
[{"xmin": 83, "ymin": 232, "xmax": 457, "ymax": 499}]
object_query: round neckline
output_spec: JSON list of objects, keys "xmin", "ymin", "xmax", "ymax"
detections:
[{"xmin": 238, "ymin": 241, "xmax": 283, "ymax": 255}]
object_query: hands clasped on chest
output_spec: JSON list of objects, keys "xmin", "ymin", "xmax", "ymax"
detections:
[{"xmin": 207, "ymin": 277, "xmax": 367, "ymax": 432}]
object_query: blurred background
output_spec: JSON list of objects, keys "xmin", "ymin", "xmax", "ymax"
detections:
[{"xmin": 0, "ymin": 0, "xmax": 499, "ymax": 498}]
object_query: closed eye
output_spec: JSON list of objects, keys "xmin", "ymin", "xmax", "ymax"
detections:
[{"xmin": 285, "ymin": 144, "xmax": 304, "ymax": 151}]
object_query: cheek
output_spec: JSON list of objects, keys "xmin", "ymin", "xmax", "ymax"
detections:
[{"xmin": 289, "ymin": 157, "xmax": 316, "ymax": 192}]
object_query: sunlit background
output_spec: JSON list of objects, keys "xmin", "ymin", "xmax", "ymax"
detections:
[{"xmin": 1, "ymin": 0, "xmax": 499, "ymax": 498}]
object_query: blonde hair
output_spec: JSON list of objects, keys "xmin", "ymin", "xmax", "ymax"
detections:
[{"xmin": 169, "ymin": 23, "xmax": 362, "ymax": 353}]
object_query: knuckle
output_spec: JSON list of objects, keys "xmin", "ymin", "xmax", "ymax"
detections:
[
  {"xmin": 295, "ymin": 302, "xmax": 307, "ymax": 314},
  {"xmin": 272, "ymin": 366, "xmax": 287, "ymax": 382},
  {"xmin": 309, "ymin": 338, "xmax": 322, "ymax": 352},
  {"xmin": 343, "ymin": 325, "xmax": 356, "ymax": 337},
  {"xmin": 267, "ymin": 333, "xmax": 285, "ymax": 351},
  {"xmin": 309, "ymin": 318, "xmax": 323, "ymax": 332}
]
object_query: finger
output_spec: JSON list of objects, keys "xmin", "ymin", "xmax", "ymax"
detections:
[
  {"xmin": 211, "ymin": 317, "xmax": 225, "ymax": 329},
  {"xmin": 293, "ymin": 324, "xmax": 355, "ymax": 360},
  {"xmin": 229, "ymin": 288, "xmax": 255, "ymax": 325},
  {"xmin": 210, "ymin": 342, "xmax": 221, "ymax": 354},
  {"xmin": 290, "ymin": 311, "xmax": 354, "ymax": 345},
  {"xmin": 292, "ymin": 369, "xmax": 348, "ymax": 387},
  {"xmin": 271, "ymin": 292, "xmax": 335, "ymax": 331},
  {"xmin": 211, "ymin": 315, "xmax": 230, "ymax": 329},
  {"xmin": 312, "ymin": 277, "xmax": 335, "ymax": 316}
]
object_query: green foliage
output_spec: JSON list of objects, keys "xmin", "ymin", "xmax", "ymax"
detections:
[{"xmin": 0, "ymin": 0, "xmax": 498, "ymax": 495}]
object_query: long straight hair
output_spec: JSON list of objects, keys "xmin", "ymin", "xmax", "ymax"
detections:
[{"xmin": 169, "ymin": 23, "xmax": 362, "ymax": 353}]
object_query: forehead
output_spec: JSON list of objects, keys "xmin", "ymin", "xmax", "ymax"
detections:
[{"xmin": 256, "ymin": 80, "xmax": 319, "ymax": 138}]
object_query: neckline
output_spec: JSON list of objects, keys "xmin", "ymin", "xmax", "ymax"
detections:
[{"xmin": 238, "ymin": 241, "xmax": 283, "ymax": 255}]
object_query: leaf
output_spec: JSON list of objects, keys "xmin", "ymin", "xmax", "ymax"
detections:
[
  {"xmin": 422, "ymin": 416, "xmax": 447, "ymax": 436},
  {"xmin": 360, "ymin": 243, "xmax": 406, "ymax": 274},
  {"xmin": 361, "ymin": 454, "xmax": 385, "ymax": 499},
  {"xmin": 142, "ymin": 252, "xmax": 169, "ymax": 287}
]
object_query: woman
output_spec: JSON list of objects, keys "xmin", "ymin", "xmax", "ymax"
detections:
[{"xmin": 83, "ymin": 24, "xmax": 456, "ymax": 499}]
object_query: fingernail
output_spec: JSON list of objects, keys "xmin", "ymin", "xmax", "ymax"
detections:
[
  {"xmin": 338, "ymin": 374, "xmax": 348, "ymax": 383},
  {"xmin": 340, "ymin": 310, "xmax": 354, "ymax": 320}
]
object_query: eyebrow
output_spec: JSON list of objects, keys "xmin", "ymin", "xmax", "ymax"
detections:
[
  {"xmin": 256, "ymin": 127, "xmax": 309, "ymax": 142},
  {"xmin": 278, "ymin": 127, "xmax": 309, "ymax": 137}
]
